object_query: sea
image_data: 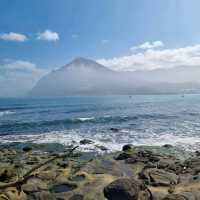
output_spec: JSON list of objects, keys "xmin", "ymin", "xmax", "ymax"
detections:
[{"xmin": 0, "ymin": 95, "xmax": 200, "ymax": 152}]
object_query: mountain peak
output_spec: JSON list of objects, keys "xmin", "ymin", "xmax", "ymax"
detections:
[
  {"xmin": 60, "ymin": 57, "xmax": 112, "ymax": 72},
  {"xmin": 70, "ymin": 57, "xmax": 98, "ymax": 65}
]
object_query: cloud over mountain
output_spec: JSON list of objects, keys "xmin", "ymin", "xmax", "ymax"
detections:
[
  {"xmin": 0, "ymin": 60, "xmax": 48, "ymax": 97},
  {"xmin": 130, "ymin": 41, "xmax": 164, "ymax": 51},
  {"xmin": 97, "ymin": 42, "xmax": 200, "ymax": 71}
]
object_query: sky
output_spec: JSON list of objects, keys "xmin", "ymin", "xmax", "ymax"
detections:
[{"xmin": 1, "ymin": 0, "xmax": 200, "ymax": 96}]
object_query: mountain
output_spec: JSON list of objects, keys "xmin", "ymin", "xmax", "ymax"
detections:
[
  {"xmin": 30, "ymin": 58, "xmax": 122, "ymax": 96},
  {"xmin": 30, "ymin": 57, "xmax": 200, "ymax": 96}
]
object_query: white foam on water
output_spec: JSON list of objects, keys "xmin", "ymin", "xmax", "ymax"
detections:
[
  {"xmin": 78, "ymin": 117, "xmax": 95, "ymax": 122},
  {"xmin": 1, "ymin": 129, "xmax": 200, "ymax": 152},
  {"xmin": 0, "ymin": 111, "xmax": 15, "ymax": 117}
]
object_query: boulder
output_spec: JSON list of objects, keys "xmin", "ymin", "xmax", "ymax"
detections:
[
  {"xmin": 139, "ymin": 168, "xmax": 179, "ymax": 186},
  {"xmin": 104, "ymin": 178, "xmax": 148, "ymax": 200},
  {"xmin": 163, "ymin": 144, "xmax": 173, "ymax": 148},
  {"xmin": 122, "ymin": 144, "xmax": 134, "ymax": 152},
  {"xmin": 22, "ymin": 146, "xmax": 32, "ymax": 152},
  {"xmin": 80, "ymin": 139, "xmax": 94, "ymax": 145}
]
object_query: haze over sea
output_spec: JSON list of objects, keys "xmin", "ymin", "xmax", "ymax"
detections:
[{"xmin": 0, "ymin": 95, "xmax": 200, "ymax": 152}]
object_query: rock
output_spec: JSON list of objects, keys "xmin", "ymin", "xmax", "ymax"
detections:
[
  {"xmin": 163, "ymin": 144, "xmax": 173, "ymax": 148},
  {"xmin": 0, "ymin": 167, "xmax": 16, "ymax": 182},
  {"xmin": 110, "ymin": 128, "xmax": 119, "ymax": 132},
  {"xmin": 29, "ymin": 191, "xmax": 55, "ymax": 200},
  {"xmin": 104, "ymin": 178, "xmax": 147, "ymax": 200},
  {"xmin": 22, "ymin": 146, "xmax": 32, "ymax": 152},
  {"xmin": 69, "ymin": 194, "xmax": 84, "ymax": 200},
  {"xmin": 37, "ymin": 170, "xmax": 57, "ymax": 181},
  {"xmin": 138, "ymin": 190, "xmax": 153, "ymax": 200},
  {"xmin": 0, "ymin": 187, "xmax": 27, "ymax": 200},
  {"xmin": 162, "ymin": 192, "xmax": 197, "ymax": 200},
  {"xmin": 139, "ymin": 168, "xmax": 179, "ymax": 186},
  {"xmin": 115, "ymin": 152, "xmax": 133, "ymax": 160},
  {"xmin": 57, "ymin": 161, "xmax": 68, "ymax": 168},
  {"xmin": 122, "ymin": 144, "xmax": 134, "ymax": 152},
  {"xmin": 195, "ymin": 151, "xmax": 200, "ymax": 157},
  {"xmin": 95, "ymin": 145, "xmax": 108, "ymax": 151},
  {"xmin": 50, "ymin": 183, "xmax": 77, "ymax": 193},
  {"xmin": 70, "ymin": 174, "xmax": 86, "ymax": 182},
  {"xmin": 22, "ymin": 177, "xmax": 48, "ymax": 193},
  {"xmin": 137, "ymin": 150, "xmax": 153, "ymax": 158},
  {"xmin": 80, "ymin": 139, "xmax": 94, "ymax": 145}
]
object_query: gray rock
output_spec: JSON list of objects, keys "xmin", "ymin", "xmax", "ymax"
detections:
[
  {"xmin": 23, "ymin": 146, "xmax": 32, "ymax": 152},
  {"xmin": 122, "ymin": 144, "xmax": 134, "ymax": 152},
  {"xmin": 162, "ymin": 192, "xmax": 197, "ymax": 200},
  {"xmin": 139, "ymin": 168, "xmax": 179, "ymax": 186},
  {"xmin": 163, "ymin": 144, "xmax": 173, "ymax": 148},
  {"xmin": 80, "ymin": 139, "xmax": 94, "ymax": 145},
  {"xmin": 110, "ymin": 128, "xmax": 120, "ymax": 132},
  {"xmin": 104, "ymin": 178, "xmax": 147, "ymax": 200}
]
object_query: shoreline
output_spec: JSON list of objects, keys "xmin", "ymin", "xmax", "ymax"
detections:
[{"xmin": 0, "ymin": 142, "xmax": 199, "ymax": 199}]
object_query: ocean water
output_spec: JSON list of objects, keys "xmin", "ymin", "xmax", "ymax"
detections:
[{"xmin": 0, "ymin": 95, "xmax": 200, "ymax": 152}]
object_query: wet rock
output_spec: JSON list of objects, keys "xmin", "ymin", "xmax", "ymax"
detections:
[
  {"xmin": 139, "ymin": 168, "xmax": 179, "ymax": 186},
  {"xmin": 110, "ymin": 128, "xmax": 119, "ymax": 132},
  {"xmin": 23, "ymin": 146, "xmax": 32, "ymax": 152},
  {"xmin": 122, "ymin": 144, "xmax": 134, "ymax": 152},
  {"xmin": 104, "ymin": 178, "xmax": 148, "ymax": 200},
  {"xmin": 80, "ymin": 139, "xmax": 94, "ymax": 145},
  {"xmin": 137, "ymin": 150, "xmax": 153, "ymax": 158},
  {"xmin": 163, "ymin": 144, "xmax": 173, "ymax": 148},
  {"xmin": 125, "ymin": 155, "xmax": 149, "ymax": 165},
  {"xmin": 50, "ymin": 183, "xmax": 77, "ymax": 193},
  {"xmin": 157, "ymin": 158, "xmax": 183, "ymax": 173},
  {"xmin": 95, "ymin": 145, "xmax": 108, "ymax": 151},
  {"xmin": 115, "ymin": 152, "xmax": 132, "ymax": 160}
]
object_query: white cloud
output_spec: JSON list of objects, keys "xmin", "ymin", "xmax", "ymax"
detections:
[
  {"xmin": 0, "ymin": 60, "xmax": 48, "ymax": 96},
  {"xmin": 97, "ymin": 42, "xmax": 200, "ymax": 71},
  {"xmin": 0, "ymin": 32, "xmax": 28, "ymax": 42},
  {"xmin": 130, "ymin": 41, "xmax": 164, "ymax": 52},
  {"xmin": 37, "ymin": 30, "xmax": 59, "ymax": 41}
]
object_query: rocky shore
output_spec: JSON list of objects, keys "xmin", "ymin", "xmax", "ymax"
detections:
[{"xmin": 0, "ymin": 142, "xmax": 199, "ymax": 200}]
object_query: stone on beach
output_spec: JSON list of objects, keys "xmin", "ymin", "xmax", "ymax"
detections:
[{"xmin": 104, "ymin": 178, "xmax": 150, "ymax": 200}]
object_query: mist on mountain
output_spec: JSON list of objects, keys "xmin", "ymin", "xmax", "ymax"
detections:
[{"xmin": 30, "ymin": 57, "xmax": 200, "ymax": 96}]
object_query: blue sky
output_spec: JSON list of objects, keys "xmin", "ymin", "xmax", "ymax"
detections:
[
  {"xmin": 1, "ymin": 0, "xmax": 200, "ymax": 68},
  {"xmin": 1, "ymin": 0, "xmax": 200, "ymax": 96}
]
